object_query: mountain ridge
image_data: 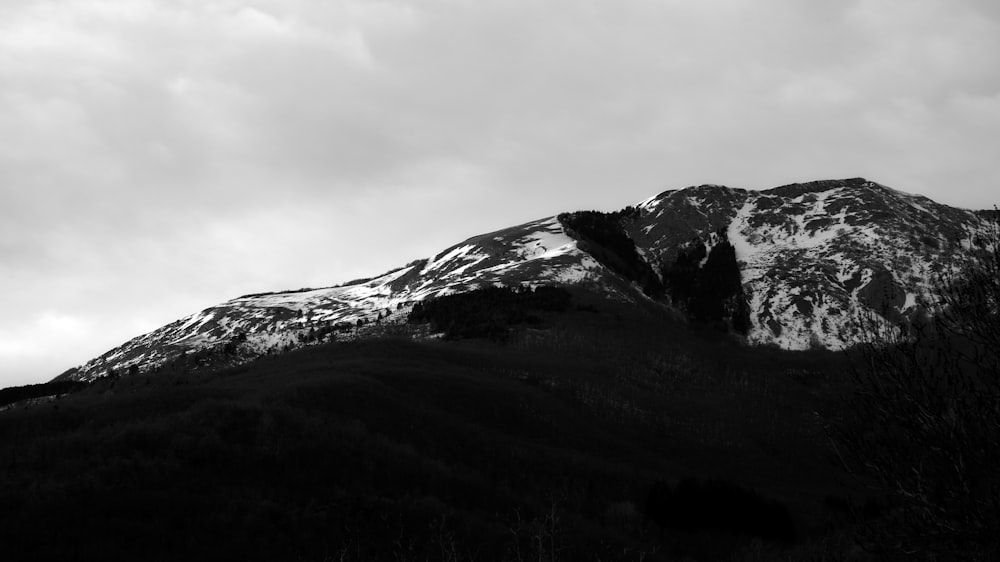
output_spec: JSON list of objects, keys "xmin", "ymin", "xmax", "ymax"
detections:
[{"xmin": 60, "ymin": 177, "xmax": 994, "ymax": 381}]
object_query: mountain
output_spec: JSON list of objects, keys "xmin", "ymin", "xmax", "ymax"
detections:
[
  {"xmin": 628, "ymin": 178, "xmax": 988, "ymax": 348},
  {"xmin": 61, "ymin": 178, "xmax": 992, "ymax": 382}
]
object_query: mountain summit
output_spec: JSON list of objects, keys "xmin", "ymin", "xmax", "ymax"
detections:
[{"xmin": 63, "ymin": 178, "xmax": 993, "ymax": 381}]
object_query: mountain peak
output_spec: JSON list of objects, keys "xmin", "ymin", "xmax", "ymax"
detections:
[
  {"xmin": 761, "ymin": 177, "xmax": 874, "ymax": 198},
  {"xmin": 637, "ymin": 178, "xmax": 886, "ymax": 212}
]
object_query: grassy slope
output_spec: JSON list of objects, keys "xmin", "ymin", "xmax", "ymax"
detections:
[{"xmin": 0, "ymin": 290, "xmax": 868, "ymax": 561}]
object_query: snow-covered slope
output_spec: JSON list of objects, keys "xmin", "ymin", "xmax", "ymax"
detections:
[
  {"xmin": 66, "ymin": 217, "xmax": 608, "ymax": 380},
  {"xmin": 627, "ymin": 178, "xmax": 990, "ymax": 349},
  {"xmin": 64, "ymin": 178, "xmax": 994, "ymax": 381}
]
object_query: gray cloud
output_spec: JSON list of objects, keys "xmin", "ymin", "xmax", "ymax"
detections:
[{"xmin": 2, "ymin": 0, "xmax": 998, "ymax": 384}]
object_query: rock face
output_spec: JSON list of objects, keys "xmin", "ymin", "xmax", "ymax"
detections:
[{"xmin": 63, "ymin": 178, "xmax": 993, "ymax": 381}]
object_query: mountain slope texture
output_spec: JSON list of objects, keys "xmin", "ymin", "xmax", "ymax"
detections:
[{"xmin": 64, "ymin": 178, "xmax": 994, "ymax": 381}]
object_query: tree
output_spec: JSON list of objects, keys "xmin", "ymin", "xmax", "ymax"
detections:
[{"xmin": 828, "ymin": 217, "xmax": 1000, "ymax": 558}]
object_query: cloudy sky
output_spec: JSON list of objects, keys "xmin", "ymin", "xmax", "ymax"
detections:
[{"xmin": 2, "ymin": 0, "xmax": 998, "ymax": 386}]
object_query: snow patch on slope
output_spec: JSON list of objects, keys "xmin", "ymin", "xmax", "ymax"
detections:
[{"xmin": 514, "ymin": 217, "xmax": 578, "ymax": 260}]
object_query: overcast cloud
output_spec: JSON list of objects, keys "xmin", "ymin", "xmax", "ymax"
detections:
[{"xmin": 2, "ymin": 0, "xmax": 998, "ymax": 385}]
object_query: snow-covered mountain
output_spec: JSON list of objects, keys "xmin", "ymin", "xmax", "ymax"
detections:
[
  {"xmin": 628, "ymin": 178, "xmax": 990, "ymax": 349},
  {"xmin": 62, "ymin": 178, "xmax": 994, "ymax": 381}
]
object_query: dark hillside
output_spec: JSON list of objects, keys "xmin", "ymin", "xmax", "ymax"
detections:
[{"xmin": 0, "ymin": 290, "xmax": 869, "ymax": 561}]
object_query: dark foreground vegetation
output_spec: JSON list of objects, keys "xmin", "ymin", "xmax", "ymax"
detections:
[{"xmin": 1, "ymin": 288, "xmax": 879, "ymax": 562}]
